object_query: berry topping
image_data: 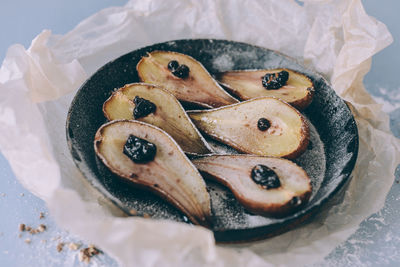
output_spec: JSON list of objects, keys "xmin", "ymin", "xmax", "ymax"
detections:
[
  {"xmin": 262, "ymin": 70, "xmax": 289, "ymax": 90},
  {"xmin": 123, "ymin": 135, "xmax": 157, "ymax": 163},
  {"xmin": 167, "ymin": 60, "xmax": 179, "ymax": 71},
  {"xmin": 172, "ymin": 64, "xmax": 190, "ymax": 79},
  {"xmin": 251, "ymin": 164, "xmax": 281, "ymax": 189},
  {"xmin": 257, "ymin": 118, "xmax": 271, "ymax": 131},
  {"xmin": 133, "ymin": 96, "xmax": 156, "ymax": 119}
]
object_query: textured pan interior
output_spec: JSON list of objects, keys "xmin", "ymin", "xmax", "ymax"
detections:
[{"xmin": 66, "ymin": 39, "xmax": 358, "ymax": 242}]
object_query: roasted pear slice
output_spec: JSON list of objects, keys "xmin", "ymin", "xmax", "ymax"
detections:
[
  {"xmin": 192, "ymin": 155, "xmax": 311, "ymax": 216},
  {"xmin": 94, "ymin": 120, "xmax": 212, "ymax": 226},
  {"xmin": 137, "ymin": 51, "xmax": 239, "ymax": 108},
  {"xmin": 188, "ymin": 97, "xmax": 309, "ymax": 159},
  {"xmin": 103, "ymin": 83, "xmax": 212, "ymax": 154},
  {"xmin": 217, "ymin": 68, "xmax": 314, "ymax": 110}
]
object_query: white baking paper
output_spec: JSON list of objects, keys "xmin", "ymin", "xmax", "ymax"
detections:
[{"xmin": 1, "ymin": 0, "xmax": 399, "ymax": 266}]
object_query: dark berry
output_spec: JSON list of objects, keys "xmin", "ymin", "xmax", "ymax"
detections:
[
  {"xmin": 290, "ymin": 196, "xmax": 302, "ymax": 207},
  {"xmin": 133, "ymin": 96, "xmax": 156, "ymax": 119},
  {"xmin": 123, "ymin": 135, "xmax": 157, "ymax": 163},
  {"xmin": 257, "ymin": 118, "xmax": 271, "ymax": 131},
  {"xmin": 167, "ymin": 60, "xmax": 179, "ymax": 71},
  {"xmin": 262, "ymin": 70, "xmax": 289, "ymax": 90},
  {"xmin": 251, "ymin": 164, "xmax": 281, "ymax": 189},
  {"xmin": 172, "ymin": 64, "xmax": 190, "ymax": 79}
]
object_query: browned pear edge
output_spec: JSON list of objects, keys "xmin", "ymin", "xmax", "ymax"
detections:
[
  {"xmin": 93, "ymin": 119, "xmax": 212, "ymax": 227},
  {"xmin": 136, "ymin": 50, "xmax": 239, "ymax": 108},
  {"xmin": 216, "ymin": 68, "xmax": 315, "ymax": 110},
  {"xmin": 102, "ymin": 82, "xmax": 214, "ymax": 154},
  {"xmin": 188, "ymin": 97, "xmax": 310, "ymax": 159},
  {"xmin": 192, "ymin": 155, "xmax": 312, "ymax": 216}
]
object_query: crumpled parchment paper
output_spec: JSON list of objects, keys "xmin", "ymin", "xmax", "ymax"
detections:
[{"xmin": 1, "ymin": 0, "xmax": 399, "ymax": 266}]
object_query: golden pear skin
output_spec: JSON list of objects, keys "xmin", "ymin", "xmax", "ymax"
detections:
[
  {"xmin": 103, "ymin": 83, "xmax": 212, "ymax": 154},
  {"xmin": 137, "ymin": 51, "xmax": 239, "ymax": 108},
  {"xmin": 94, "ymin": 120, "xmax": 212, "ymax": 226},
  {"xmin": 189, "ymin": 97, "xmax": 309, "ymax": 159},
  {"xmin": 192, "ymin": 155, "xmax": 312, "ymax": 216},
  {"xmin": 217, "ymin": 68, "xmax": 314, "ymax": 110}
]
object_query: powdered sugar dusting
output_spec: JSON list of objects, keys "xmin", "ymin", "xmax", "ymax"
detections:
[
  {"xmin": 294, "ymin": 117, "xmax": 326, "ymax": 199},
  {"xmin": 210, "ymin": 43, "xmax": 285, "ymax": 72},
  {"xmin": 213, "ymin": 54, "xmax": 234, "ymax": 71},
  {"xmin": 321, "ymin": 184, "xmax": 400, "ymax": 267}
]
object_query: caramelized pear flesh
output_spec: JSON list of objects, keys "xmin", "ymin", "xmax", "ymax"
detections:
[
  {"xmin": 137, "ymin": 51, "xmax": 239, "ymax": 108},
  {"xmin": 188, "ymin": 97, "xmax": 309, "ymax": 159},
  {"xmin": 217, "ymin": 68, "xmax": 314, "ymax": 110},
  {"xmin": 103, "ymin": 83, "xmax": 212, "ymax": 154},
  {"xmin": 192, "ymin": 155, "xmax": 312, "ymax": 216},
  {"xmin": 94, "ymin": 120, "xmax": 212, "ymax": 226}
]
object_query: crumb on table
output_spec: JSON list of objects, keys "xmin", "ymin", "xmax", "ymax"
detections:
[
  {"xmin": 79, "ymin": 245, "xmax": 101, "ymax": 264},
  {"xmin": 37, "ymin": 224, "xmax": 46, "ymax": 233},
  {"xmin": 19, "ymin": 224, "xmax": 26, "ymax": 232},
  {"xmin": 57, "ymin": 242, "xmax": 65, "ymax": 252}
]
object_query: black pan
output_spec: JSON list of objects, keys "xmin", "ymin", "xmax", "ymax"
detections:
[{"xmin": 66, "ymin": 39, "xmax": 358, "ymax": 243}]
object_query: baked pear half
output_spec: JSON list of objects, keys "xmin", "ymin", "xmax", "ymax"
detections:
[
  {"xmin": 94, "ymin": 120, "xmax": 212, "ymax": 226},
  {"xmin": 188, "ymin": 97, "xmax": 309, "ymax": 159},
  {"xmin": 137, "ymin": 51, "xmax": 239, "ymax": 108},
  {"xmin": 192, "ymin": 155, "xmax": 311, "ymax": 216},
  {"xmin": 103, "ymin": 83, "xmax": 212, "ymax": 154},
  {"xmin": 217, "ymin": 68, "xmax": 314, "ymax": 110}
]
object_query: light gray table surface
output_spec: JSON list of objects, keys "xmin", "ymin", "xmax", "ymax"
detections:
[{"xmin": 0, "ymin": 0, "xmax": 399, "ymax": 266}]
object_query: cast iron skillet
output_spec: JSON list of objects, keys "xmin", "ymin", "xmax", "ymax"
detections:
[{"xmin": 66, "ymin": 39, "xmax": 358, "ymax": 243}]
